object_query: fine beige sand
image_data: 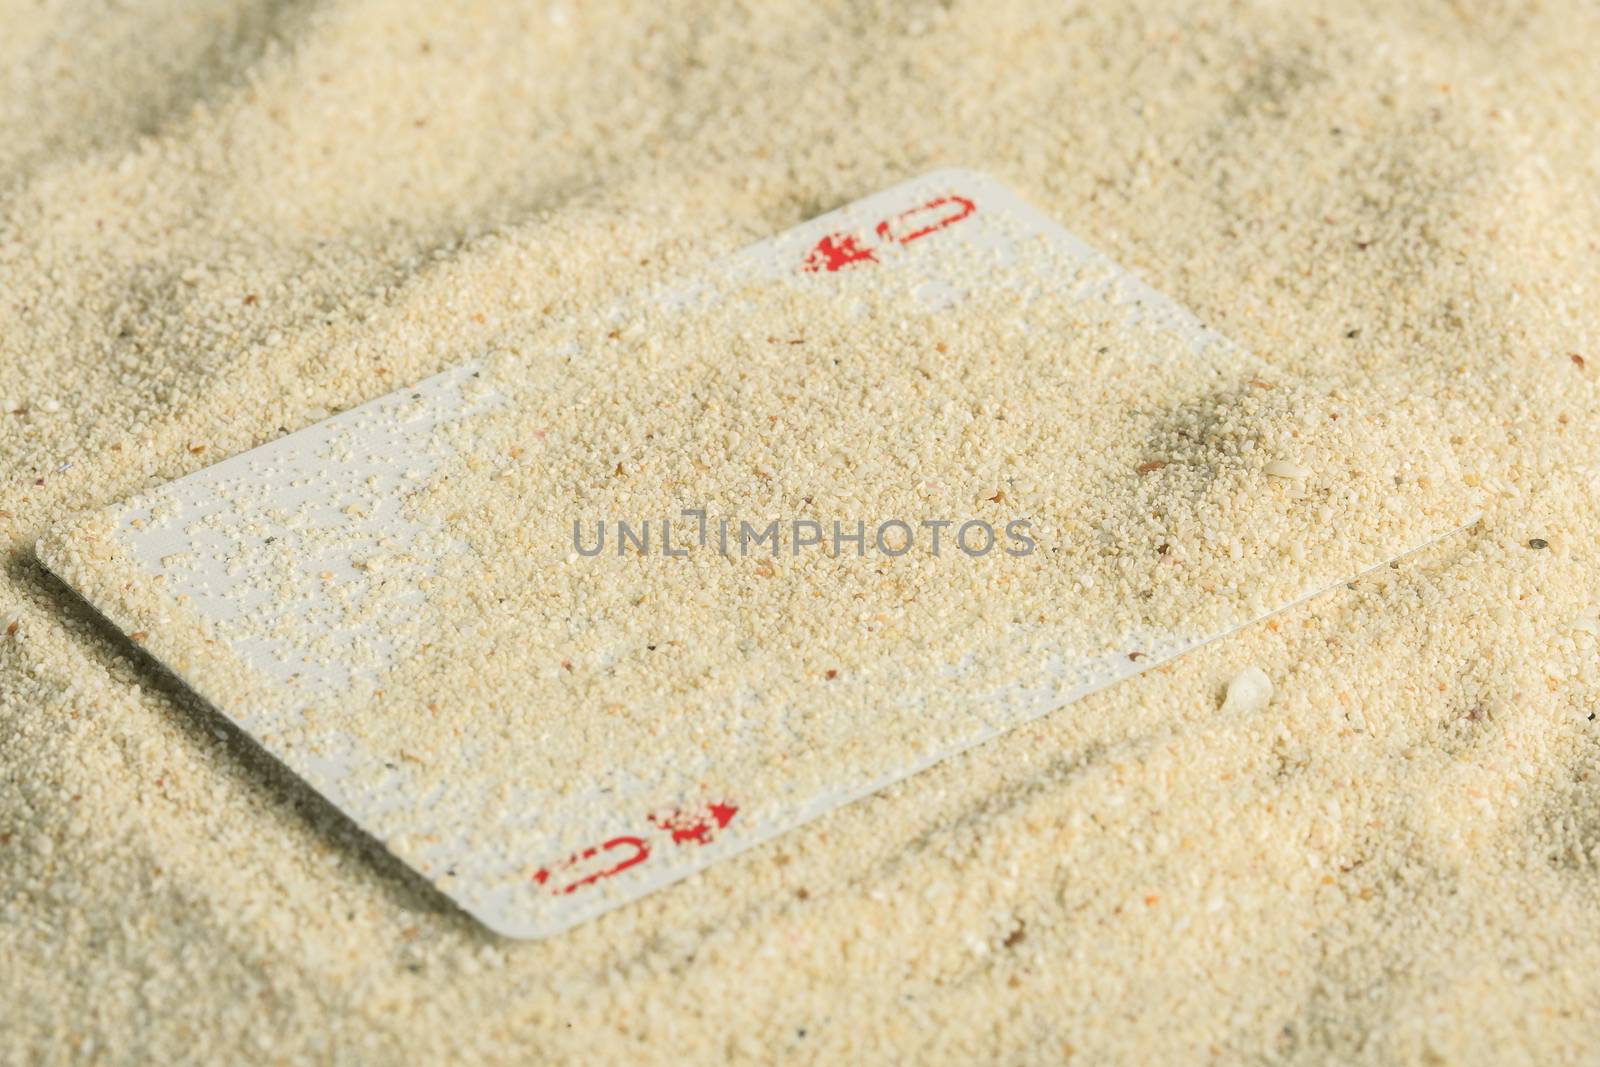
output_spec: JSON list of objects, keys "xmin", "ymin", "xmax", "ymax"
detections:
[{"xmin": 3, "ymin": 2, "xmax": 1598, "ymax": 1064}]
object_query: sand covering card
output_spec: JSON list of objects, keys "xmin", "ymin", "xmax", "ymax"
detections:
[{"xmin": 39, "ymin": 170, "xmax": 1468, "ymax": 938}]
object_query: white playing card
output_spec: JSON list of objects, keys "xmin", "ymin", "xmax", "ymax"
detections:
[{"xmin": 38, "ymin": 170, "xmax": 1468, "ymax": 938}]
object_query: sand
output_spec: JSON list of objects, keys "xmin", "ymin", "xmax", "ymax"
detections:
[{"xmin": 2, "ymin": 1, "xmax": 1598, "ymax": 1063}]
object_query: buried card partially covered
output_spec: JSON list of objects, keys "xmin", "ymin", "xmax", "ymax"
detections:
[{"xmin": 39, "ymin": 170, "xmax": 1470, "ymax": 938}]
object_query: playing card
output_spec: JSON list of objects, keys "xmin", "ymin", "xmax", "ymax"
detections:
[{"xmin": 38, "ymin": 170, "xmax": 1467, "ymax": 937}]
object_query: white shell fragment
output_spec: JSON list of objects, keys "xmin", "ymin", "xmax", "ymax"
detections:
[
  {"xmin": 1263, "ymin": 460, "xmax": 1311, "ymax": 480},
  {"xmin": 1220, "ymin": 666, "xmax": 1274, "ymax": 715}
]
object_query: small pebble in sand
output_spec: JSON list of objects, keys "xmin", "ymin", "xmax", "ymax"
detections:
[{"xmin": 1220, "ymin": 666, "xmax": 1274, "ymax": 714}]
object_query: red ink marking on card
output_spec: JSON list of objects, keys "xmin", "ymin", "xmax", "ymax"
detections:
[
  {"xmin": 531, "ymin": 802, "xmax": 738, "ymax": 897},
  {"xmin": 876, "ymin": 195, "xmax": 977, "ymax": 245},
  {"xmin": 801, "ymin": 193, "xmax": 978, "ymax": 272},
  {"xmin": 649, "ymin": 801, "xmax": 739, "ymax": 846},
  {"xmin": 532, "ymin": 835, "xmax": 650, "ymax": 896},
  {"xmin": 802, "ymin": 232, "xmax": 877, "ymax": 273}
]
